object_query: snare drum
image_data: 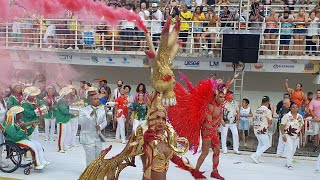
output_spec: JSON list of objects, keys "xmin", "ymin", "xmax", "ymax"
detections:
[
  {"xmin": 34, "ymin": 105, "xmax": 48, "ymax": 117},
  {"xmin": 69, "ymin": 105, "xmax": 81, "ymax": 115}
]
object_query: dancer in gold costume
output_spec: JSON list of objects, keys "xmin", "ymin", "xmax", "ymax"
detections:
[{"xmin": 79, "ymin": 19, "xmax": 206, "ymax": 180}]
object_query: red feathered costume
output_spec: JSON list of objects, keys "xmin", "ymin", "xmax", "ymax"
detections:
[{"xmin": 168, "ymin": 72, "xmax": 232, "ymax": 180}]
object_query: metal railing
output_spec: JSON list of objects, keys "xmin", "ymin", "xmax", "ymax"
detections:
[{"xmin": 0, "ymin": 4, "xmax": 319, "ymax": 59}]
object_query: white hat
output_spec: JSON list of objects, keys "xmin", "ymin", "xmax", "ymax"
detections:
[
  {"xmin": 24, "ymin": 86, "xmax": 41, "ymax": 96},
  {"xmin": 152, "ymin": 3, "xmax": 158, "ymax": 7}
]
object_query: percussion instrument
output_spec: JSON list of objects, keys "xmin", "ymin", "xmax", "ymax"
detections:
[{"xmin": 34, "ymin": 105, "xmax": 48, "ymax": 117}]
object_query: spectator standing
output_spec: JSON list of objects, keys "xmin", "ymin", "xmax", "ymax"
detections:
[
  {"xmin": 306, "ymin": 11, "xmax": 319, "ymax": 56},
  {"xmin": 309, "ymin": 90, "xmax": 320, "ymax": 152},
  {"xmin": 138, "ymin": 2, "xmax": 150, "ymax": 51},
  {"xmin": 131, "ymin": 93, "xmax": 148, "ymax": 134},
  {"xmin": 279, "ymin": 11, "xmax": 294, "ymax": 55},
  {"xmin": 120, "ymin": 4, "xmax": 135, "ymax": 51},
  {"xmin": 248, "ymin": 6, "xmax": 264, "ymax": 30},
  {"xmin": 191, "ymin": 6, "xmax": 205, "ymax": 53},
  {"xmin": 219, "ymin": 6, "xmax": 232, "ymax": 29},
  {"xmin": 179, "ymin": 4, "xmax": 192, "ymax": 54},
  {"xmin": 293, "ymin": 8, "xmax": 308, "ymax": 56},
  {"xmin": 217, "ymin": 0, "xmax": 231, "ymax": 5},
  {"xmin": 285, "ymin": 79, "xmax": 305, "ymax": 114},
  {"xmin": 150, "ymin": 3, "xmax": 163, "ymax": 48},
  {"xmin": 98, "ymin": 86, "xmax": 108, "ymax": 105},
  {"xmin": 264, "ymin": 8, "xmax": 279, "ymax": 55},
  {"xmin": 114, "ymin": 88, "xmax": 128, "ymax": 144},
  {"xmin": 239, "ymin": 98, "xmax": 253, "ymax": 147},
  {"xmin": 201, "ymin": 8, "xmax": 218, "ymax": 56}
]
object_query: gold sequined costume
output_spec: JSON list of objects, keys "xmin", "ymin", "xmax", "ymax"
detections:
[{"xmin": 79, "ymin": 19, "xmax": 206, "ymax": 180}]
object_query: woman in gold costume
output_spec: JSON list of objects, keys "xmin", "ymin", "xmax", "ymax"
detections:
[{"xmin": 79, "ymin": 18, "xmax": 206, "ymax": 180}]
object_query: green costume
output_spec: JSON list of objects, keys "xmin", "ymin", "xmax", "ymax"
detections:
[
  {"xmin": 132, "ymin": 102, "xmax": 148, "ymax": 120},
  {"xmin": 43, "ymin": 97, "xmax": 58, "ymax": 119},
  {"xmin": 7, "ymin": 95, "xmax": 22, "ymax": 110},
  {"xmin": 56, "ymin": 98, "xmax": 72, "ymax": 124},
  {"xmin": 21, "ymin": 99, "xmax": 44, "ymax": 124},
  {"xmin": 4, "ymin": 123, "xmax": 34, "ymax": 142}
]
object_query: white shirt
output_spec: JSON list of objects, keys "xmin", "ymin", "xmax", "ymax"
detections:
[
  {"xmin": 113, "ymin": 88, "xmax": 121, "ymax": 100},
  {"xmin": 223, "ymin": 100, "xmax": 239, "ymax": 124},
  {"xmin": 281, "ymin": 112, "xmax": 304, "ymax": 139},
  {"xmin": 240, "ymin": 106, "xmax": 251, "ymax": 121},
  {"xmin": 0, "ymin": 101, "xmax": 7, "ymax": 124},
  {"xmin": 253, "ymin": 105, "xmax": 272, "ymax": 135},
  {"xmin": 122, "ymin": 10, "xmax": 135, "ymax": 29},
  {"xmin": 139, "ymin": 10, "xmax": 150, "ymax": 24},
  {"xmin": 151, "ymin": 9, "xmax": 163, "ymax": 35},
  {"xmin": 307, "ymin": 17, "xmax": 319, "ymax": 36}
]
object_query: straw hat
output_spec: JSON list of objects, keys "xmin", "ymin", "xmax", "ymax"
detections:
[
  {"xmin": 59, "ymin": 87, "xmax": 72, "ymax": 97},
  {"xmin": 24, "ymin": 86, "xmax": 41, "ymax": 96},
  {"xmin": 46, "ymin": 85, "xmax": 55, "ymax": 91},
  {"xmin": 11, "ymin": 82, "xmax": 21, "ymax": 89},
  {"xmin": 87, "ymin": 87, "xmax": 97, "ymax": 92},
  {"xmin": 7, "ymin": 106, "xmax": 24, "ymax": 116},
  {"xmin": 68, "ymin": 85, "xmax": 76, "ymax": 89}
]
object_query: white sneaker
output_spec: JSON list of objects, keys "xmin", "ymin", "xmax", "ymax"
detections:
[
  {"xmin": 288, "ymin": 166, "xmax": 293, "ymax": 170},
  {"xmin": 258, "ymin": 158, "xmax": 265, "ymax": 163},
  {"xmin": 208, "ymin": 50, "xmax": 213, "ymax": 55},
  {"xmin": 244, "ymin": 143, "xmax": 247, "ymax": 147},
  {"xmin": 234, "ymin": 150, "xmax": 241, "ymax": 155},
  {"xmin": 74, "ymin": 46, "xmax": 79, "ymax": 50},
  {"xmin": 315, "ymin": 169, "xmax": 319, "ymax": 173},
  {"xmin": 0, "ymin": 161, "xmax": 9, "ymax": 168},
  {"xmin": 202, "ymin": 45, "xmax": 208, "ymax": 50},
  {"xmin": 32, "ymin": 45, "xmax": 38, "ymax": 48},
  {"xmin": 44, "ymin": 161, "xmax": 51, "ymax": 167},
  {"xmin": 35, "ymin": 164, "xmax": 45, "ymax": 170},
  {"xmin": 67, "ymin": 46, "xmax": 73, "ymax": 50},
  {"xmin": 121, "ymin": 140, "xmax": 126, "ymax": 144},
  {"xmin": 47, "ymin": 45, "xmax": 53, "ymax": 49},
  {"xmin": 250, "ymin": 154, "xmax": 259, "ymax": 164},
  {"xmin": 103, "ymin": 47, "xmax": 107, "ymax": 51},
  {"xmin": 223, "ymin": 150, "xmax": 228, "ymax": 154},
  {"xmin": 58, "ymin": 150, "xmax": 66, "ymax": 153}
]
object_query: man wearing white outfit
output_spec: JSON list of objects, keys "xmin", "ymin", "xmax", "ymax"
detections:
[
  {"xmin": 251, "ymin": 96, "xmax": 272, "ymax": 164},
  {"xmin": 276, "ymin": 98, "xmax": 291, "ymax": 157},
  {"xmin": 43, "ymin": 86, "xmax": 57, "ymax": 141},
  {"xmin": 131, "ymin": 93, "xmax": 148, "ymax": 134},
  {"xmin": 280, "ymin": 103, "xmax": 304, "ymax": 170},
  {"xmin": 79, "ymin": 94, "xmax": 107, "ymax": 166},
  {"xmin": 114, "ymin": 88, "xmax": 128, "ymax": 144},
  {"xmin": 68, "ymin": 85, "xmax": 80, "ymax": 147},
  {"xmin": 221, "ymin": 91, "xmax": 240, "ymax": 154}
]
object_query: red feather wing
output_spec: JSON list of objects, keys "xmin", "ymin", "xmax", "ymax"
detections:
[{"xmin": 168, "ymin": 79, "xmax": 213, "ymax": 153}]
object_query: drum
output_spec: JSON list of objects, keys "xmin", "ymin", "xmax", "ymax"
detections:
[
  {"xmin": 69, "ymin": 105, "xmax": 82, "ymax": 115},
  {"xmin": 34, "ymin": 105, "xmax": 48, "ymax": 117}
]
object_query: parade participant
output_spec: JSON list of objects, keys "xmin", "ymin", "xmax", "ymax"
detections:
[
  {"xmin": 56, "ymin": 86, "xmax": 72, "ymax": 153},
  {"xmin": 251, "ymin": 97, "xmax": 272, "ymax": 164},
  {"xmin": 4, "ymin": 106, "xmax": 50, "ymax": 170},
  {"xmin": 21, "ymin": 86, "xmax": 44, "ymax": 139},
  {"xmin": 114, "ymin": 87, "xmax": 128, "ymax": 144},
  {"xmin": 7, "ymin": 83, "xmax": 23, "ymax": 109},
  {"xmin": 280, "ymin": 103, "xmax": 304, "ymax": 170},
  {"xmin": 0, "ymin": 89, "xmax": 8, "ymax": 168},
  {"xmin": 131, "ymin": 92, "xmax": 148, "ymax": 134},
  {"xmin": 79, "ymin": 93, "xmax": 107, "ymax": 166},
  {"xmin": 276, "ymin": 98, "xmax": 291, "ymax": 157},
  {"xmin": 68, "ymin": 85, "xmax": 81, "ymax": 147},
  {"xmin": 239, "ymin": 98, "xmax": 253, "ymax": 147},
  {"xmin": 79, "ymin": 18, "xmax": 205, "ymax": 180},
  {"xmin": 285, "ymin": 79, "xmax": 306, "ymax": 114},
  {"xmin": 43, "ymin": 85, "xmax": 58, "ymax": 141},
  {"xmin": 221, "ymin": 91, "xmax": 240, "ymax": 154},
  {"xmin": 83, "ymin": 87, "xmax": 98, "ymax": 106}
]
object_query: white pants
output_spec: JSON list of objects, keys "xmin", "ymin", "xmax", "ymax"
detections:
[
  {"xmin": 254, "ymin": 133, "xmax": 270, "ymax": 158},
  {"xmin": 317, "ymin": 154, "xmax": 320, "ymax": 170},
  {"xmin": 221, "ymin": 124, "xmax": 239, "ymax": 152},
  {"xmin": 284, "ymin": 135, "xmax": 299, "ymax": 166},
  {"xmin": 44, "ymin": 118, "xmax": 56, "ymax": 140},
  {"xmin": 82, "ymin": 139, "xmax": 102, "ymax": 166},
  {"xmin": 132, "ymin": 119, "xmax": 146, "ymax": 134},
  {"xmin": 70, "ymin": 117, "xmax": 79, "ymax": 146},
  {"xmin": 276, "ymin": 132, "xmax": 286, "ymax": 157},
  {"xmin": 115, "ymin": 116, "xmax": 126, "ymax": 142},
  {"xmin": 0, "ymin": 130, "xmax": 4, "ymax": 162},
  {"xmin": 57, "ymin": 122, "xmax": 71, "ymax": 151},
  {"xmin": 17, "ymin": 139, "xmax": 46, "ymax": 166},
  {"xmin": 30, "ymin": 125, "xmax": 39, "ymax": 140}
]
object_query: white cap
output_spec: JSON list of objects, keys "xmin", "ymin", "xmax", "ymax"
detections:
[{"xmin": 152, "ymin": 3, "xmax": 158, "ymax": 7}]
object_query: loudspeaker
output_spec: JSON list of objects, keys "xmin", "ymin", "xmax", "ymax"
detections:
[{"xmin": 222, "ymin": 31, "xmax": 260, "ymax": 63}]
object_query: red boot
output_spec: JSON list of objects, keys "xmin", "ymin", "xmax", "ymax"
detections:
[{"xmin": 210, "ymin": 171, "xmax": 224, "ymax": 180}]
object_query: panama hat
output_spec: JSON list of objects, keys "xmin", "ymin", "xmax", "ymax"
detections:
[
  {"xmin": 87, "ymin": 87, "xmax": 98, "ymax": 92},
  {"xmin": 24, "ymin": 86, "xmax": 41, "ymax": 96},
  {"xmin": 59, "ymin": 87, "xmax": 72, "ymax": 97},
  {"xmin": 7, "ymin": 106, "xmax": 24, "ymax": 116}
]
